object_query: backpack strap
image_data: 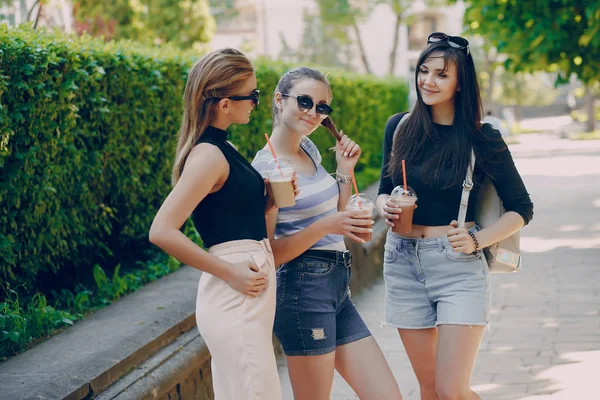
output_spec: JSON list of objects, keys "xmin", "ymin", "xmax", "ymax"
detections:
[{"xmin": 457, "ymin": 149, "xmax": 476, "ymax": 228}]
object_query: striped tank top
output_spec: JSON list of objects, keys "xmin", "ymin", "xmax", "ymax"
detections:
[{"xmin": 252, "ymin": 136, "xmax": 345, "ymax": 251}]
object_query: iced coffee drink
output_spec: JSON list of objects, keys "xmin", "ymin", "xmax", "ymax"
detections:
[
  {"xmin": 265, "ymin": 158, "xmax": 296, "ymax": 208},
  {"xmin": 389, "ymin": 186, "xmax": 417, "ymax": 234},
  {"xmin": 346, "ymin": 194, "xmax": 375, "ymax": 242}
]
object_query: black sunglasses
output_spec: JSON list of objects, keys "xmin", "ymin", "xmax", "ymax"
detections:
[
  {"xmin": 281, "ymin": 94, "xmax": 333, "ymax": 118},
  {"xmin": 208, "ymin": 89, "xmax": 260, "ymax": 107},
  {"xmin": 427, "ymin": 32, "xmax": 470, "ymax": 55},
  {"xmin": 228, "ymin": 89, "xmax": 260, "ymax": 107}
]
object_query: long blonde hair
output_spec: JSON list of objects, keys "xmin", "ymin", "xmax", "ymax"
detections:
[{"xmin": 172, "ymin": 48, "xmax": 254, "ymax": 185}]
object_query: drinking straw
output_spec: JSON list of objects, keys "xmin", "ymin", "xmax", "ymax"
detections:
[
  {"xmin": 350, "ymin": 170, "xmax": 362, "ymax": 206},
  {"xmin": 402, "ymin": 159, "xmax": 407, "ymax": 191},
  {"xmin": 264, "ymin": 133, "xmax": 284, "ymax": 177}
]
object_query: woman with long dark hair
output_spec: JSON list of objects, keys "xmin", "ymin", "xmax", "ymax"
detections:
[{"xmin": 376, "ymin": 33, "xmax": 533, "ymax": 400}]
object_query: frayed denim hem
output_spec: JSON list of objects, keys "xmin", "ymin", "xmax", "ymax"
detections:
[
  {"xmin": 436, "ymin": 321, "xmax": 491, "ymax": 330},
  {"xmin": 380, "ymin": 321, "xmax": 436, "ymax": 330}
]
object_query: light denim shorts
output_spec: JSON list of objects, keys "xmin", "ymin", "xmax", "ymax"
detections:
[{"xmin": 383, "ymin": 227, "xmax": 490, "ymax": 329}]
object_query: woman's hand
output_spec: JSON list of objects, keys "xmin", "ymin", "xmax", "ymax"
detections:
[
  {"xmin": 447, "ymin": 220, "xmax": 477, "ymax": 254},
  {"xmin": 265, "ymin": 173, "xmax": 300, "ymax": 215},
  {"xmin": 335, "ymin": 131, "xmax": 361, "ymax": 172},
  {"xmin": 324, "ymin": 209, "xmax": 373, "ymax": 243},
  {"xmin": 382, "ymin": 197, "xmax": 417, "ymax": 228},
  {"xmin": 225, "ymin": 260, "xmax": 269, "ymax": 297}
]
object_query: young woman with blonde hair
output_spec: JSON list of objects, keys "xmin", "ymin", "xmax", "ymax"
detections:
[
  {"xmin": 253, "ymin": 67, "xmax": 403, "ymax": 400},
  {"xmin": 150, "ymin": 48, "xmax": 288, "ymax": 400}
]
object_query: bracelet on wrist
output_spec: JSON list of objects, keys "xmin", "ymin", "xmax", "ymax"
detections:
[
  {"xmin": 468, "ymin": 231, "xmax": 480, "ymax": 255},
  {"xmin": 335, "ymin": 170, "xmax": 353, "ymax": 185}
]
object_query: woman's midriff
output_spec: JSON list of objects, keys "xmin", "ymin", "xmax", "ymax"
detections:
[{"xmin": 398, "ymin": 222, "xmax": 475, "ymax": 239}]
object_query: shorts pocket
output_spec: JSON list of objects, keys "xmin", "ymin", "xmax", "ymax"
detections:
[
  {"xmin": 443, "ymin": 246, "xmax": 482, "ymax": 263},
  {"xmin": 304, "ymin": 260, "xmax": 334, "ymax": 276},
  {"xmin": 276, "ymin": 270, "xmax": 286, "ymax": 307},
  {"xmin": 384, "ymin": 244, "xmax": 398, "ymax": 264}
]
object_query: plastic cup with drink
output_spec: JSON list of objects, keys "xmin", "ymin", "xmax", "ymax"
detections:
[
  {"xmin": 388, "ymin": 159, "xmax": 417, "ymax": 234},
  {"xmin": 389, "ymin": 186, "xmax": 417, "ymax": 234},
  {"xmin": 265, "ymin": 158, "xmax": 296, "ymax": 208},
  {"xmin": 346, "ymin": 193, "xmax": 375, "ymax": 242}
]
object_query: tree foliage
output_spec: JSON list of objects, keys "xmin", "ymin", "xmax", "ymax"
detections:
[
  {"xmin": 462, "ymin": 0, "xmax": 600, "ymax": 86},
  {"xmin": 0, "ymin": 25, "xmax": 408, "ymax": 296},
  {"xmin": 73, "ymin": 0, "xmax": 215, "ymax": 48}
]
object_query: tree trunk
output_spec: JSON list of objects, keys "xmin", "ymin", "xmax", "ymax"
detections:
[
  {"xmin": 33, "ymin": 3, "xmax": 43, "ymax": 29},
  {"xmin": 351, "ymin": 21, "xmax": 372, "ymax": 75},
  {"xmin": 27, "ymin": 0, "xmax": 40, "ymax": 23},
  {"xmin": 585, "ymin": 86, "xmax": 597, "ymax": 133},
  {"xmin": 387, "ymin": 13, "xmax": 402, "ymax": 76}
]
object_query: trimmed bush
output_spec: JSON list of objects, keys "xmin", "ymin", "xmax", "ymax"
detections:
[{"xmin": 0, "ymin": 26, "xmax": 408, "ymax": 296}]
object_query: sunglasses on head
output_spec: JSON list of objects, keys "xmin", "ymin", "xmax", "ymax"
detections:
[
  {"xmin": 281, "ymin": 94, "xmax": 333, "ymax": 118},
  {"xmin": 427, "ymin": 32, "xmax": 470, "ymax": 55},
  {"xmin": 208, "ymin": 89, "xmax": 260, "ymax": 107}
]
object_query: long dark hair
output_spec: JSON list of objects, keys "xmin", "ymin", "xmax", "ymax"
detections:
[
  {"xmin": 272, "ymin": 66, "xmax": 342, "ymax": 141},
  {"xmin": 389, "ymin": 41, "xmax": 493, "ymax": 188}
]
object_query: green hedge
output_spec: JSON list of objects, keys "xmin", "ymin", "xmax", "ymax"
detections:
[{"xmin": 0, "ymin": 26, "xmax": 408, "ymax": 296}]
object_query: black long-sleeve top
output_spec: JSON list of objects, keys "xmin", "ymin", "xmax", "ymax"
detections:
[{"xmin": 378, "ymin": 113, "xmax": 534, "ymax": 226}]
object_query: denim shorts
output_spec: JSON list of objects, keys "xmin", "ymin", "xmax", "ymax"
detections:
[
  {"xmin": 274, "ymin": 250, "xmax": 372, "ymax": 356},
  {"xmin": 383, "ymin": 227, "xmax": 490, "ymax": 329}
]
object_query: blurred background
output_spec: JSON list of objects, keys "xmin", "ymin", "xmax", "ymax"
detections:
[{"xmin": 2, "ymin": 0, "xmax": 598, "ymax": 135}]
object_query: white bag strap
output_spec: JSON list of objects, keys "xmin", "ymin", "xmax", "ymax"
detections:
[{"xmin": 457, "ymin": 149, "xmax": 476, "ymax": 228}]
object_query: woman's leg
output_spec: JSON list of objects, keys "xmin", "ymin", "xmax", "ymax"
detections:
[
  {"xmin": 286, "ymin": 353, "xmax": 336, "ymax": 400},
  {"xmin": 434, "ymin": 324, "xmax": 486, "ymax": 400},
  {"xmin": 398, "ymin": 328, "xmax": 439, "ymax": 400},
  {"xmin": 334, "ymin": 336, "xmax": 403, "ymax": 399}
]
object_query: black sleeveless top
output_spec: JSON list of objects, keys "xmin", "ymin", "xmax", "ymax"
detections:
[{"xmin": 190, "ymin": 126, "xmax": 267, "ymax": 248}]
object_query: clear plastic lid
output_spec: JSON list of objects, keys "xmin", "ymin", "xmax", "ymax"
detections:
[
  {"xmin": 347, "ymin": 193, "xmax": 375, "ymax": 210},
  {"xmin": 267, "ymin": 157, "xmax": 293, "ymax": 171},
  {"xmin": 390, "ymin": 185, "xmax": 417, "ymax": 200},
  {"xmin": 266, "ymin": 157, "xmax": 295, "ymax": 179}
]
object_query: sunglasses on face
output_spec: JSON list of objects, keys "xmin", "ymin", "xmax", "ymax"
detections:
[
  {"xmin": 228, "ymin": 89, "xmax": 260, "ymax": 107},
  {"xmin": 427, "ymin": 32, "xmax": 470, "ymax": 55},
  {"xmin": 281, "ymin": 94, "xmax": 333, "ymax": 118},
  {"xmin": 208, "ymin": 89, "xmax": 260, "ymax": 107}
]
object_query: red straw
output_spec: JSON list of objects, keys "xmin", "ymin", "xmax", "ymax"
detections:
[
  {"xmin": 350, "ymin": 170, "xmax": 362, "ymax": 206},
  {"xmin": 402, "ymin": 159, "xmax": 407, "ymax": 191},
  {"xmin": 264, "ymin": 133, "xmax": 283, "ymax": 177}
]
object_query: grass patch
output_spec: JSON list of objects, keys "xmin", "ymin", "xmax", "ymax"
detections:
[
  {"xmin": 1, "ymin": 255, "xmax": 182, "ymax": 361},
  {"xmin": 510, "ymin": 123, "xmax": 544, "ymax": 135},
  {"xmin": 569, "ymin": 130, "xmax": 600, "ymax": 140},
  {"xmin": 571, "ymin": 107, "xmax": 600, "ymax": 123},
  {"xmin": 1, "ymin": 223, "xmax": 202, "ymax": 362}
]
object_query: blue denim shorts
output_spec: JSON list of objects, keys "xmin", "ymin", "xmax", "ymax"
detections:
[
  {"xmin": 383, "ymin": 227, "xmax": 490, "ymax": 329},
  {"xmin": 274, "ymin": 250, "xmax": 372, "ymax": 356}
]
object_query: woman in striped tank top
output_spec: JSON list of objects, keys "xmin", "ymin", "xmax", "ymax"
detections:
[{"xmin": 252, "ymin": 67, "xmax": 403, "ymax": 400}]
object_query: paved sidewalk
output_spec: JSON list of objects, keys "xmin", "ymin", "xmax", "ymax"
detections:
[{"xmin": 279, "ymin": 137, "xmax": 600, "ymax": 399}]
